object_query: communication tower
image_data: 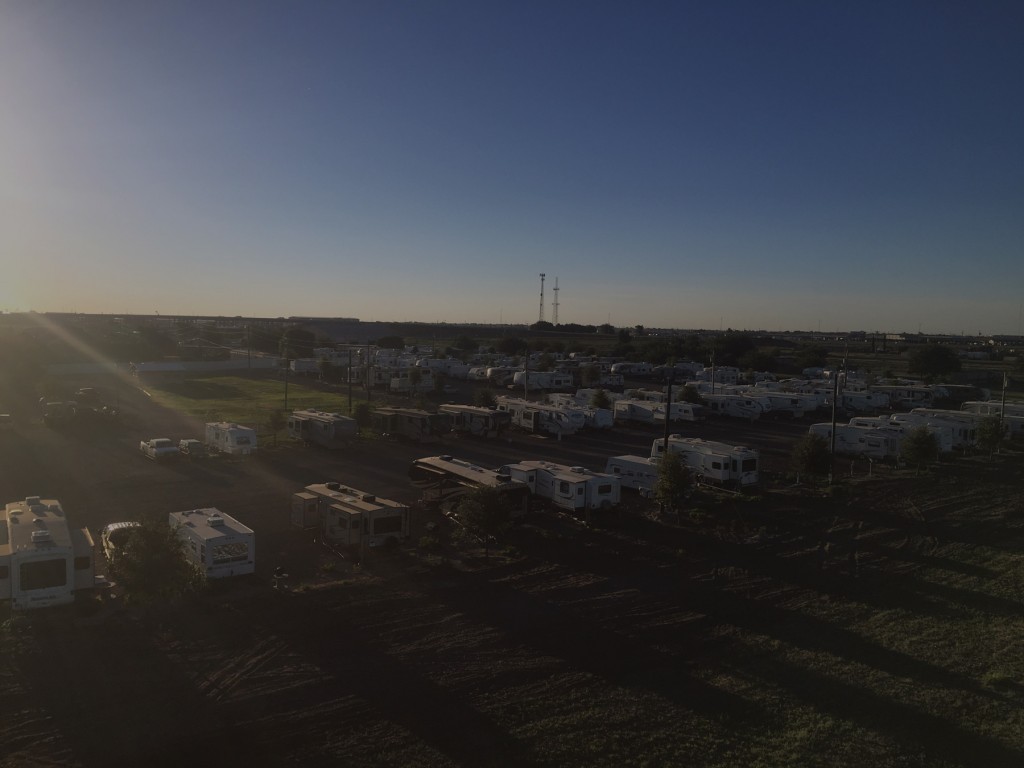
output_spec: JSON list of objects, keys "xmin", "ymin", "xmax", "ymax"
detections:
[{"xmin": 538, "ymin": 273, "xmax": 546, "ymax": 323}]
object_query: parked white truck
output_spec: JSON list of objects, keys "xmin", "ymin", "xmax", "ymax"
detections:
[{"xmin": 139, "ymin": 438, "xmax": 178, "ymax": 460}]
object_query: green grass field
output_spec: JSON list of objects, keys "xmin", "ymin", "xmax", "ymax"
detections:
[{"xmin": 143, "ymin": 374, "xmax": 363, "ymax": 427}]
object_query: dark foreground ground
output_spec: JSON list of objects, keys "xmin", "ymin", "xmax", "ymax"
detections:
[{"xmin": 2, "ymin": 374, "xmax": 1024, "ymax": 767}]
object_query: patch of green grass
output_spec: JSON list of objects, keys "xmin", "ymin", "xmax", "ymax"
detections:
[{"xmin": 145, "ymin": 375, "xmax": 365, "ymax": 424}]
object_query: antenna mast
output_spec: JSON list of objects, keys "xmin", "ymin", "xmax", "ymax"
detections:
[
  {"xmin": 538, "ymin": 273, "xmax": 546, "ymax": 323},
  {"xmin": 552, "ymin": 277, "xmax": 559, "ymax": 326}
]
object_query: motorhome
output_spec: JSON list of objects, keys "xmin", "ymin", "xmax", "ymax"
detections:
[
  {"xmin": 371, "ymin": 407, "xmax": 448, "ymax": 442},
  {"xmin": 170, "ymin": 507, "xmax": 255, "ymax": 578},
  {"xmin": 408, "ymin": 455, "xmax": 532, "ymax": 516},
  {"xmin": 604, "ymin": 455, "xmax": 660, "ymax": 496},
  {"xmin": 499, "ymin": 461, "xmax": 621, "ymax": 514},
  {"xmin": 614, "ymin": 399, "xmax": 705, "ymax": 424},
  {"xmin": 205, "ymin": 422, "xmax": 258, "ymax": 456},
  {"xmin": 807, "ymin": 423, "xmax": 902, "ymax": 461},
  {"xmin": 438, "ymin": 404, "xmax": 511, "ymax": 438},
  {"xmin": 1, "ymin": 496, "xmax": 95, "ymax": 611},
  {"xmin": 700, "ymin": 394, "xmax": 763, "ymax": 421},
  {"xmin": 294, "ymin": 482, "xmax": 410, "ymax": 549},
  {"xmin": 650, "ymin": 437, "xmax": 760, "ymax": 488},
  {"xmin": 287, "ymin": 409, "xmax": 358, "ymax": 449}
]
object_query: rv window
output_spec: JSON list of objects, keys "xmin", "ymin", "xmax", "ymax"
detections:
[
  {"xmin": 577, "ymin": 487, "xmax": 584, "ymax": 496},
  {"xmin": 374, "ymin": 516, "xmax": 403, "ymax": 535},
  {"xmin": 559, "ymin": 482, "xmax": 571, "ymax": 494},
  {"xmin": 74, "ymin": 556, "xmax": 91, "ymax": 570},
  {"xmin": 597, "ymin": 484, "xmax": 612, "ymax": 495},
  {"xmin": 20, "ymin": 559, "xmax": 67, "ymax": 590},
  {"xmin": 711, "ymin": 461, "xmax": 722, "ymax": 470},
  {"xmin": 335, "ymin": 516, "xmax": 348, "ymax": 529},
  {"xmin": 742, "ymin": 459, "xmax": 757, "ymax": 472},
  {"xmin": 0, "ymin": 565, "xmax": 8, "ymax": 579},
  {"xmin": 213, "ymin": 542, "xmax": 249, "ymax": 564}
]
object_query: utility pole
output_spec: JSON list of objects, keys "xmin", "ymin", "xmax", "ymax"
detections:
[
  {"xmin": 348, "ymin": 348, "xmax": 353, "ymax": 415},
  {"xmin": 552, "ymin": 277, "xmax": 559, "ymax": 326}
]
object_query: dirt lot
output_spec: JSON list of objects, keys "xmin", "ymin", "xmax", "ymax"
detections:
[{"xmin": 2, "ymin": 373, "xmax": 1024, "ymax": 767}]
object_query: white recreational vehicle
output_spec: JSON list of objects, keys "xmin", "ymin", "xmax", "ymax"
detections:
[
  {"xmin": 170, "ymin": 507, "xmax": 255, "ymax": 579},
  {"xmin": 839, "ymin": 390, "xmax": 891, "ymax": 414},
  {"xmin": 511, "ymin": 370, "xmax": 575, "ymax": 392},
  {"xmin": 699, "ymin": 394, "xmax": 763, "ymax": 421},
  {"xmin": 807, "ymin": 423, "xmax": 902, "ymax": 461},
  {"xmin": 1, "ymin": 496, "xmax": 95, "ymax": 611},
  {"xmin": 287, "ymin": 409, "xmax": 358, "ymax": 449},
  {"xmin": 438, "ymin": 404, "xmax": 511, "ymax": 438},
  {"xmin": 604, "ymin": 455, "xmax": 660, "ymax": 497},
  {"xmin": 205, "ymin": 422, "xmax": 258, "ymax": 456},
  {"xmin": 613, "ymin": 399, "xmax": 705, "ymax": 424},
  {"xmin": 293, "ymin": 482, "xmax": 409, "ymax": 549},
  {"xmin": 650, "ymin": 437, "xmax": 760, "ymax": 488},
  {"xmin": 499, "ymin": 460, "xmax": 621, "ymax": 514}
]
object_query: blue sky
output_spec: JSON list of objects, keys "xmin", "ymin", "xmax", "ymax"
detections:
[{"xmin": 2, "ymin": 1, "xmax": 1022, "ymax": 334}]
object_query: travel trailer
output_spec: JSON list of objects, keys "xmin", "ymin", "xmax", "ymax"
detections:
[
  {"xmin": 511, "ymin": 370, "xmax": 575, "ymax": 392},
  {"xmin": 807, "ymin": 423, "xmax": 902, "ymax": 461},
  {"xmin": 438, "ymin": 404, "xmax": 511, "ymax": 438},
  {"xmin": 408, "ymin": 455, "xmax": 532, "ymax": 516},
  {"xmin": 604, "ymin": 455, "xmax": 660, "ymax": 496},
  {"xmin": 287, "ymin": 409, "xmax": 358, "ymax": 449},
  {"xmin": 170, "ymin": 507, "xmax": 255, "ymax": 579},
  {"xmin": 499, "ymin": 461, "xmax": 621, "ymax": 514},
  {"xmin": 839, "ymin": 390, "xmax": 891, "ymax": 414},
  {"xmin": 371, "ymin": 407, "xmax": 448, "ymax": 442},
  {"xmin": 613, "ymin": 399, "xmax": 705, "ymax": 424},
  {"xmin": 699, "ymin": 394, "xmax": 763, "ymax": 421},
  {"xmin": 650, "ymin": 437, "xmax": 760, "ymax": 488},
  {"xmin": 205, "ymin": 422, "xmax": 258, "ymax": 456},
  {"xmin": 389, "ymin": 369, "xmax": 435, "ymax": 394},
  {"xmin": 293, "ymin": 482, "xmax": 409, "ymax": 549},
  {"xmin": 1, "ymin": 496, "xmax": 95, "ymax": 611},
  {"xmin": 495, "ymin": 397, "xmax": 579, "ymax": 436}
]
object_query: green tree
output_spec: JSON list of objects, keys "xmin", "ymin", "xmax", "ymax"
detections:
[
  {"xmin": 976, "ymin": 415, "xmax": 1005, "ymax": 457},
  {"xmin": 680, "ymin": 384, "xmax": 703, "ymax": 404},
  {"xmin": 534, "ymin": 353, "xmax": 555, "ymax": 372},
  {"xmin": 406, "ymin": 366, "xmax": 423, "ymax": 398},
  {"xmin": 318, "ymin": 359, "xmax": 333, "ymax": 382},
  {"xmin": 597, "ymin": 323, "xmax": 615, "ymax": 335},
  {"xmin": 109, "ymin": 518, "xmax": 205, "ymax": 606},
  {"xmin": 655, "ymin": 452, "xmax": 692, "ymax": 517},
  {"xmin": 900, "ymin": 426, "xmax": 940, "ymax": 473},
  {"xmin": 580, "ymin": 364, "xmax": 601, "ymax": 387},
  {"xmin": 496, "ymin": 336, "xmax": 527, "ymax": 356},
  {"xmin": 790, "ymin": 433, "xmax": 831, "ymax": 481},
  {"xmin": 590, "ymin": 388, "xmax": 612, "ymax": 410},
  {"xmin": 474, "ymin": 388, "xmax": 497, "ymax": 408},
  {"xmin": 454, "ymin": 335, "xmax": 477, "ymax": 352},
  {"xmin": 453, "ymin": 485, "xmax": 514, "ymax": 559},
  {"xmin": 907, "ymin": 344, "xmax": 962, "ymax": 381},
  {"xmin": 795, "ymin": 344, "xmax": 829, "ymax": 370},
  {"xmin": 279, "ymin": 327, "xmax": 316, "ymax": 359}
]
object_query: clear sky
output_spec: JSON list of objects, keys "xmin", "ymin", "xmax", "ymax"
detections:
[{"xmin": 2, "ymin": 1, "xmax": 1022, "ymax": 334}]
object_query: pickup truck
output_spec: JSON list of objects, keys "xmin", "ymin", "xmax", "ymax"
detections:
[{"xmin": 139, "ymin": 438, "xmax": 178, "ymax": 460}]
